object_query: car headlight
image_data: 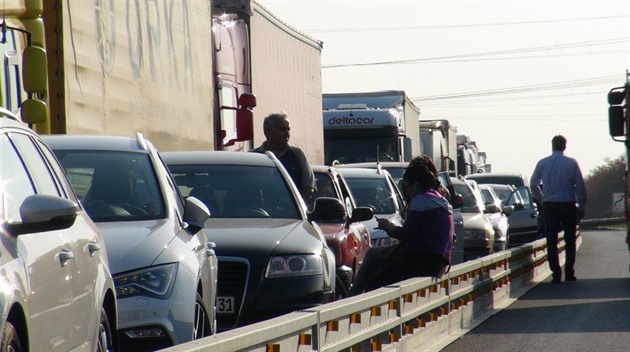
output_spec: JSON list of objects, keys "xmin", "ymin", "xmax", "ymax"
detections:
[
  {"xmin": 265, "ymin": 255, "xmax": 323, "ymax": 278},
  {"xmin": 114, "ymin": 263, "xmax": 178, "ymax": 299},
  {"xmin": 464, "ymin": 229, "xmax": 489, "ymax": 240}
]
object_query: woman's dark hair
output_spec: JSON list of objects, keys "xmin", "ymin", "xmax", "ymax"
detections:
[{"xmin": 402, "ymin": 155, "xmax": 441, "ymax": 193}]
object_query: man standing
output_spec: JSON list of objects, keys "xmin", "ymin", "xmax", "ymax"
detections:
[
  {"xmin": 251, "ymin": 112, "xmax": 316, "ymax": 199},
  {"xmin": 530, "ymin": 135, "xmax": 587, "ymax": 283}
]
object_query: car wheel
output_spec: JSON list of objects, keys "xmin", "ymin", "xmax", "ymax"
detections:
[
  {"xmin": 96, "ymin": 307, "xmax": 114, "ymax": 352},
  {"xmin": 193, "ymin": 293, "xmax": 212, "ymax": 340},
  {"xmin": 335, "ymin": 278, "xmax": 349, "ymax": 300},
  {"xmin": 1, "ymin": 321, "xmax": 22, "ymax": 352}
]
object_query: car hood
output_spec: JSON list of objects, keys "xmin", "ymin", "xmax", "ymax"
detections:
[
  {"xmin": 364, "ymin": 214, "xmax": 402, "ymax": 240},
  {"xmin": 316, "ymin": 222, "xmax": 345, "ymax": 239},
  {"xmin": 204, "ymin": 218, "xmax": 325, "ymax": 268},
  {"xmin": 96, "ymin": 220, "xmax": 176, "ymax": 274},
  {"xmin": 460, "ymin": 212, "xmax": 491, "ymax": 231}
]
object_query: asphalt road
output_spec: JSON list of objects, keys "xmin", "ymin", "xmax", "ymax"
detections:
[{"xmin": 442, "ymin": 230, "xmax": 630, "ymax": 352}]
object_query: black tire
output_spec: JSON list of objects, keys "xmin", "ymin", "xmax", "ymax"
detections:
[
  {"xmin": 193, "ymin": 294, "xmax": 212, "ymax": 340},
  {"xmin": 335, "ymin": 278, "xmax": 349, "ymax": 301},
  {"xmin": 96, "ymin": 307, "xmax": 114, "ymax": 352},
  {"xmin": 1, "ymin": 321, "xmax": 22, "ymax": 352}
]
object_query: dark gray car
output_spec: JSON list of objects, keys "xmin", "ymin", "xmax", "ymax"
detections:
[{"xmin": 162, "ymin": 151, "xmax": 338, "ymax": 331}]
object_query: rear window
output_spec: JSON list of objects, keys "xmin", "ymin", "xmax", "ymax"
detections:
[{"xmin": 467, "ymin": 175, "xmax": 525, "ymax": 188}]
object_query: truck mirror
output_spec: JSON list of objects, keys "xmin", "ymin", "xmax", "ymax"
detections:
[
  {"xmin": 608, "ymin": 87, "xmax": 627, "ymax": 138},
  {"xmin": 235, "ymin": 109, "xmax": 253, "ymax": 141},
  {"xmin": 238, "ymin": 93, "xmax": 257, "ymax": 109},
  {"xmin": 22, "ymin": 46, "xmax": 48, "ymax": 94},
  {"xmin": 21, "ymin": 98, "xmax": 48, "ymax": 124},
  {"xmin": 609, "ymin": 106, "xmax": 624, "ymax": 137}
]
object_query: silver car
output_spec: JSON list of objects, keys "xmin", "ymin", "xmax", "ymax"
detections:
[
  {"xmin": 44, "ymin": 134, "xmax": 218, "ymax": 351},
  {"xmin": 1, "ymin": 109, "xmax": 117, "ymax": 351}
]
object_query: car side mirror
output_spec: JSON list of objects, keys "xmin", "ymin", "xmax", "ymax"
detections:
[
  {"xmin": 6, "ymin": 194, "xmax": 78, "ymax": 236},
  {"xmin": 502, "ymin": 205, "xmax": 515, "ymax": 216},
  {"xmin": 451, "ymin": 193, "xmax": 464, "ymax": 209},
  {"xmin": 349, "ymin": 206, "xmax": 374, "ymax": 223},
  {"xmin": 484, "ymin": 203, "xmax": 501, "ymax": 214},
  {"xmin": 308, "ymin": 197, "xmax": 346, "ymax": 222},
  {"xmin": 183, "ymin": 196, "xmax": 210, "ymax": 233},
  {"xmin": 513, "ymin": 203, "xmax": 525, "ymax": 211}
]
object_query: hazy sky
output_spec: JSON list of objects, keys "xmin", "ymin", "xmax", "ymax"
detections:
[{"xmin": 257, "ymin": 0, "xmax": 629, "ymax": 179}]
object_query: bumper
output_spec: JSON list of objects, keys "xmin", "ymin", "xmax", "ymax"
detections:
[
  {"xmin": 464, "ymin": 239, "xmax": 493, "ymax": 259},
  {"xmin": 218, "ymin": 273, "xmax": 334, "ymax": 331},
  {"xmin": 116, "ymin": 272, "xmax": 197, "ymax": 351}
]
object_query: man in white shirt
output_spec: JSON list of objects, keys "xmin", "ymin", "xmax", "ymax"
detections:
[{"xmin": 530, "ymin": 135, "xmax": 587, "ymax": 284}]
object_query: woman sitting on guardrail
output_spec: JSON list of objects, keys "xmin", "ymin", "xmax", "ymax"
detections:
[{"xmin": 349, "ymin": 155, "xmax": 454, "ymax": 296}]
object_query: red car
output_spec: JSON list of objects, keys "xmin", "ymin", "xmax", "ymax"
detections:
[{"xmin": 306, "ymin": 165, "xmax": 374, "ymax": 299}]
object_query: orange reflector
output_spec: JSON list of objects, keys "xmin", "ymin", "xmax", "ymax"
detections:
[
  {"xmin": 371, "ymin": 337, "xmax": 382, "ymax": 351},
  {"xmin": 327, "ymin": 320, "xmax": 338, "ymax": 332},
  {"xmin": 388, "ymin": 300, "xmax": 398, "ymax": 310},
  {"xmin": 266, "ymin": 344, "xmax": 280, "ymax": 352},
  {"xmin": 298, "ymin": 333, "xmax": 312, "ymax": 345}
]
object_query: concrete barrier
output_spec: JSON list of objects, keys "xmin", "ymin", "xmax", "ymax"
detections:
[{"xmin": 161, "ymin": 234, "xmax": 580, "ymax": 352}]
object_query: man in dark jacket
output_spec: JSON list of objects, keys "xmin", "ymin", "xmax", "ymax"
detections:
[{"xmin": 251, "ymin": 112, "xmax": 316, "ymax": 199}]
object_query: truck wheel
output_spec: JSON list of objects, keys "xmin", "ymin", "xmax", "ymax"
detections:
[{"xmin": 1, "ymin": 321, "xmax": 22, "ymax": 352}]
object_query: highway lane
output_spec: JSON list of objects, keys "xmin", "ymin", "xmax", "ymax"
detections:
[{"xmin": 442, "ymin": 230, "xmax": 630, "ymax": 352}]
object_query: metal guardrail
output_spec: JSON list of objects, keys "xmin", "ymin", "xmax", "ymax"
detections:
[{"xmin": 162, "ymin": 233, "xmax": 578, "ymax": 352}]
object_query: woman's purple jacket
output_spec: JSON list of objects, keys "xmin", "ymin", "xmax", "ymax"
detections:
[{"xmin": 390, "ymin": 189, "xmax": 454, "ymax": 264}]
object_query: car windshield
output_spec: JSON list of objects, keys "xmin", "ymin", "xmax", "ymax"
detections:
[
  {"xmin": 305, "ymin": 172, "xmax": 338, "ymax": 211},
  {"xmin": 343, "ymin": 177, "xmax": 396, "ymax": 214},
  {"xmin": 490, "ymin": 187, "xmax": 514, "ymax": 206},
  {"xmin": 168, "ymin": 164, "xmax": 300, "ymax": 219},
  {"xmin": 453, "ymin": 183, "xmax": 482, "ymax": 213},
  {"xmin": 53, "ymin": 150, "xmax": 165, "ymax": 222},
  {"xmin": 468, "ymin": 176, "xmax": 525, "ymax": 188}
]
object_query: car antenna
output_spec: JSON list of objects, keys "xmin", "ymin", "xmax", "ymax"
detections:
[{"xmin": 376, "ymin": 145, "xmax": 383, "ymax": 174}]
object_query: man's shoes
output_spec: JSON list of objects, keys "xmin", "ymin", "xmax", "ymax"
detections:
[
  {"xmin": 566, "ymin": 276, "xmax": 577, "ymax": 282},
  {"xmin": 551, "ymin": 277, "xmax": 561, "ymax": 284}
]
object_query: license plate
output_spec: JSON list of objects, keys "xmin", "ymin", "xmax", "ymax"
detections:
[{"xmin": 217, "ymin": 296, "xmax": 235, "ymax": 313}]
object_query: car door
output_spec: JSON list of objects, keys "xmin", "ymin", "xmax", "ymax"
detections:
[
  {"xmin": 32, "ymin": 137, "xmax": 105, "ymax": 345},
  {"xmin": 335, "ymin": 172, "xmax": 370, "ymax": 264},
  {"xmin": 2, "ymin": 133, "xmax": 74, "ymax": 351},
  {"xmin": 507, "ymin": 186, "xmax": 539, "ymax": 242}
]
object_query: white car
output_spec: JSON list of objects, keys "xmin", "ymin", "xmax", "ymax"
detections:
[
  {"xmin": 452, "ymin": 177, "xmax": 495, "ymax": 261},
  {"xmin": 478, "ymin": 184, "xmax": 514, "ymax": 251},
  {"xmin": 44, "ymin": 134, "xmax": 218, "ymax": 351},
  {"xmin": 1, "ymin": 109, "xmax": 117, "ymax": 351}
]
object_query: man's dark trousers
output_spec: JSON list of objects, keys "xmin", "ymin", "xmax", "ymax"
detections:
[{"xmin": 543, "ymin": 202, "xmax": 578, "ymax": 280}]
